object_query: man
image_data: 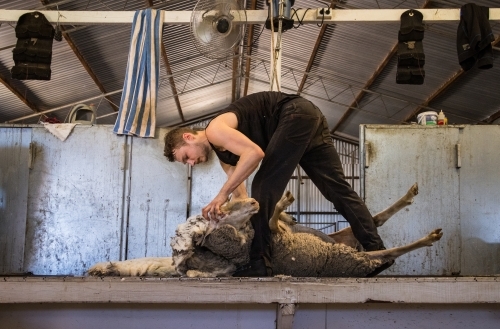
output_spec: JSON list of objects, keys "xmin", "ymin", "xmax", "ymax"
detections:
[{"xmin": 164, "ymin": 91, "xmax": 389, "ymax": 277}]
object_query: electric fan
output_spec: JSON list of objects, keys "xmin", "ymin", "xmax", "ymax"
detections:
[{"xmin": 191, "ymin": 0, "xmax": 246, "ymax": 59}]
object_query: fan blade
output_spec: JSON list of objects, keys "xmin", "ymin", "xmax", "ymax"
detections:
[{"xmin": 191, "ymin": 0, "xmax": 246, "ymax": 59}]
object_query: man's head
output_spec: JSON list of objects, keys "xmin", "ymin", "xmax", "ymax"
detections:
[{"xmin": 164, "ymin": 127, "xmax": 211, "ymax": 166}]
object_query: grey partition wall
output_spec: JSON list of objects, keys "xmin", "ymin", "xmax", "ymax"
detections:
[
  {"xmin": 126, "ymin": 128, "xmax": 189, "ymax": 260},
  {"xmin": 0, "ymin": 125, "xmax": 193, "ymax": 276},
  {"xmin": 361, "ymin": 125, "xmax": 500, "ymax": 276},
  {"xmin": 458, "ymin": 126, "xmax": 500, "ymax": 275},
  {"xmin": 0, "ymin": 127, "xmax": 31, "ymax": 274},
  {"xmin": 24, "ymin": 126, "xmax": 126, "ymax": 275}
]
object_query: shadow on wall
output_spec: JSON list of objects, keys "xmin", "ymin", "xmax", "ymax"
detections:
[{"xmin": 462, "ymin": 237, "xmax": 500, "ymax": 275}]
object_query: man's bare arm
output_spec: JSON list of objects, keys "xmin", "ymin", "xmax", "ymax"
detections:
[
  {"xmin": 207, "ymin": 114, "xmax": 263, "ymax": 197},
  {"xmin": 202, "ymin": 113, "xmax": 264, "ymax": 219},
  {"xmin": 219, "ymin": 160, "xmax": 249, "ymax": 199}
]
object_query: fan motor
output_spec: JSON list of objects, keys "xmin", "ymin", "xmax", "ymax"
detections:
[{"xmin": 215, "ymin": 16, "xmax": 230, "ymax": 34}]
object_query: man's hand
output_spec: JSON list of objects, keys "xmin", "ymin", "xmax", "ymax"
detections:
[{"xmin": 202, "ymin": 193, "xmax": 229, "ymax": 221}]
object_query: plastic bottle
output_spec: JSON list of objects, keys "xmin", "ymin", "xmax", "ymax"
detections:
[{"xmin": 437, "ymin": 110, "xmax": 446, "ymax": 125}]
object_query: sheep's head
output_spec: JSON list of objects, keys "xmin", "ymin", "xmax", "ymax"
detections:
[{"xmin": 218, "ymin": 198, "xmax": 259, "ymax": 230}]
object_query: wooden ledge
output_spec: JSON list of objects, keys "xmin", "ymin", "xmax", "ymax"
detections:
[{"xmin": 1, "ymin": 276, "xmax": 499, "ymax": 304}]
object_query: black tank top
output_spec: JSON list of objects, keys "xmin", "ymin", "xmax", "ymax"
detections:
[{"xmin": 207, "ymin": 91, "xmax": 300, "ymax": 166}]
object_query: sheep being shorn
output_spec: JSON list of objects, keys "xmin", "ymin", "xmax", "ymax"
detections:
[
  {"xmin": 88, "ymin": 183, "xmax": 443, "ymax": 278},
  {"xmin": 269, "ymin": 187, "xmax": 443, "ymax": 277},
  {"xmin": 88, "ymin": 197, "xmax": 259, "ymax": 277}
]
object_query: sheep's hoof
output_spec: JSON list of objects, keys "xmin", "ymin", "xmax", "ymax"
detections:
[
  {"xmin": 87, "ymin": 262, "xmax": 118, "ymax": 276},
  {"xmin": 278, "ymin": 191, "xmax": 295, "ymax": 209},
  {"xmin": 404, "ymin": 183, "xmax": 419, "ymax": 205},
  {"xmin": 425, "ymin": 228, "xmax": 443, "ymax": 245}
]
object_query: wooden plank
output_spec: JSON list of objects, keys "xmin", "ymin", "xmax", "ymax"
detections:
[
  {"xmin": 0, "ymin": 277, "xmax": 499, "ymax": 304},
  {"xmin": 1, "ymin": 9, "xmax": 500, "ymax": 25}
]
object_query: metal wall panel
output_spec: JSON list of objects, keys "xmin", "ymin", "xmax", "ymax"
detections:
[
  {"xmin": 459, "ymin": 126, "xmax": 500, "ymax": 275},
  {"xmin": 1, "ymin": 302, "xmax": 499, "ymax": 329},
  {"xmin": 24, "ymin": 126, "xmax": 125, "ymax": 275},
  {"xmin": 0, "ymin": 303, "xmax": 277, "ymax": 329},
  {"xmin": 0, "ymin": 127, "xmax": 31, "ymax": 274},
  {"xmin": 126, "ymin": 128, "xmax": 189, "ymax": 259},
  {"xmin": 362, "ymin": 125, "xmax": 461, "ymax": 276}
]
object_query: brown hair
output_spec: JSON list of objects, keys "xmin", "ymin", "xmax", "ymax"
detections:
[{"xmin": 163, "ymin": 127, "xmax": 203, "ymax": 162}]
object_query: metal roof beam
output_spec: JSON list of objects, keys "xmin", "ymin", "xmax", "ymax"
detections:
[
  {"xmin": 2, "ymin": 9, "xmax": 500, "ymax": 24},
  {"xmin": 6, "ymin": 89, "xmax": 123, "ymax": 123}
]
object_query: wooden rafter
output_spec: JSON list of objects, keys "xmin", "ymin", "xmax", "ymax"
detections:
[
  {"xmin": 330, "ymin": 45, "xmax": 398, "ymax": 133},
  {"xmin": 3, "ymin": 9, "xmax": 500, "ymax": 25},
  {"xmin": 232, "ymin": 46, "xmax": 239, "ymax": 102},
  {"xmin": 145, "ymin": 0, "xmax": 185, "ymax": 122},
  {"xmin": 39, "ymin": 0, "xmax": 119, "ymax": 113},
  {"xmin": 160, "ymin": 44, "xmax": 185, "ymax": 122},
  {"xmin": 243, "ymin": 0, "xmax": 258, "ymax": 97},
  {"xmin": 297, "ymin": 2, "xmax": 336, "ymax": 95},
  {"xmin": 402, "ymin": 68, "xmax": 463, "ymax": 123},
  {"xmin": 0, "ymin": 72, "xmax": 41, "ymax": 117},
  {"xmin": 403, "ymin": 36, "xmax": 500, "ymax": 123},
  {"xmin": 331, "ymin": 0, "xmax": 431, "ymax": 133},
  {"xmin": 60, "ymin": 26, "xmax": 119, "ymax": 112}
]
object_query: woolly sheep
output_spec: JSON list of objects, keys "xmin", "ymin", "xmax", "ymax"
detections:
[
  {"xmin": 269, "ymin": 184, "xmax": 442, "ymax": 277},
  {"xmin": 88, "ymin": 198, "xmax": 258, "ymax": 277},
  {"xmin": 88, "ymin": 183, "xmax": 443, "ymax": 277}
]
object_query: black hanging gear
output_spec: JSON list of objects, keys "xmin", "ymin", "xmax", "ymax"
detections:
[
  {"xmin": 396, "ymin": 10, "xmax": 425, "ymax": 85},
  {"xmin": 456, "ymin": 3, "xmax": 494, "ymax": 71},
  {"xmin": 11, "ymin": 11, "xmax": 55, "ymax": 80}
]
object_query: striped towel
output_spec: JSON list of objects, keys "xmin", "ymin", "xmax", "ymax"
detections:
[{"xmin": 113, "ymin": 9, "xmax": 164, "ymax": 138}]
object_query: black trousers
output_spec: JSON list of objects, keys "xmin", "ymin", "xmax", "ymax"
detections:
[{"xmin": 249, "ymin": 98, "xmax": 384, "ymax": 261}]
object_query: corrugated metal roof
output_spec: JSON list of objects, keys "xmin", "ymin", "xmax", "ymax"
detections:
[{"xmin": 1, "ymin": 0, "xmax": 499, "ymax": 137}]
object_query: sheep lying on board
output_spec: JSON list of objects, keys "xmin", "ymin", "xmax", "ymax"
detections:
[
  {"xmin": 88, "ymin": 183, "xmax": 443, "ymax": 277},
  {"xmin": 88, "ymin": 198, "xmax": 258, "ymax": 277}
]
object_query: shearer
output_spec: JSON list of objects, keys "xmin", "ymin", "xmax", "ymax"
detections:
[{"xmin": 163, "ymin": 91, "xmax": 391, "ymax": 277}]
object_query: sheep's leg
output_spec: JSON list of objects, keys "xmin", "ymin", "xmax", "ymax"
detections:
[
  {"xmin": 328, "ymin": 227, "xmax": 359, "ymax": 249},
  {"xmin": 328, "ymin": 183, "xmax": 419, "ymax": 248},
  {"xmin": 364, "ymin": 229, "xmax": 443, "ymax": 262},
  {"xmin": 372, "ymin": 182, "xmax": 418, "ymax": 227},
  {"xmin": 270, "ymin": 191, "xmax": 295, "ymax": 233},
  {"xmin": 88, "ymin": 257, "xmax": 176, "ymax": 277}
]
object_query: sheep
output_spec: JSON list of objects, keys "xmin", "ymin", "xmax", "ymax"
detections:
[
  {"xmin": 269, "ymin": 185, "xmax": 443, "ymax": 277},
  {"xmin": 88, "ymin": 183, "xmax": 443, "ymax": 277},
  {"xmin": 88, "ymin": 198, "xmax": 259, "ymax": 277}
]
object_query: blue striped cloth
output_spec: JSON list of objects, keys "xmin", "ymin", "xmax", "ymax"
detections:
[{"xmin": 113, "ymin": 9, "xmax": 163, "ymax": 138}]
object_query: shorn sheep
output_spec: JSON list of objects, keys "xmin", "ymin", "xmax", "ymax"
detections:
[{"xmin": 88, "ymin": 183, "xmax": 443, "ymax": 277}]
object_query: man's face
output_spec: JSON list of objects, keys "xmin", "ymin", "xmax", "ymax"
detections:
[{"xmin": 174, "ymin": 139, "xmax": 210, "ymax": 166}]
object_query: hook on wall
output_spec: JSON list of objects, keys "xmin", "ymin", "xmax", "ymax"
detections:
[{"xmin": 54, "ymin": 4, "xmax": 63, "ymax": 41}]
